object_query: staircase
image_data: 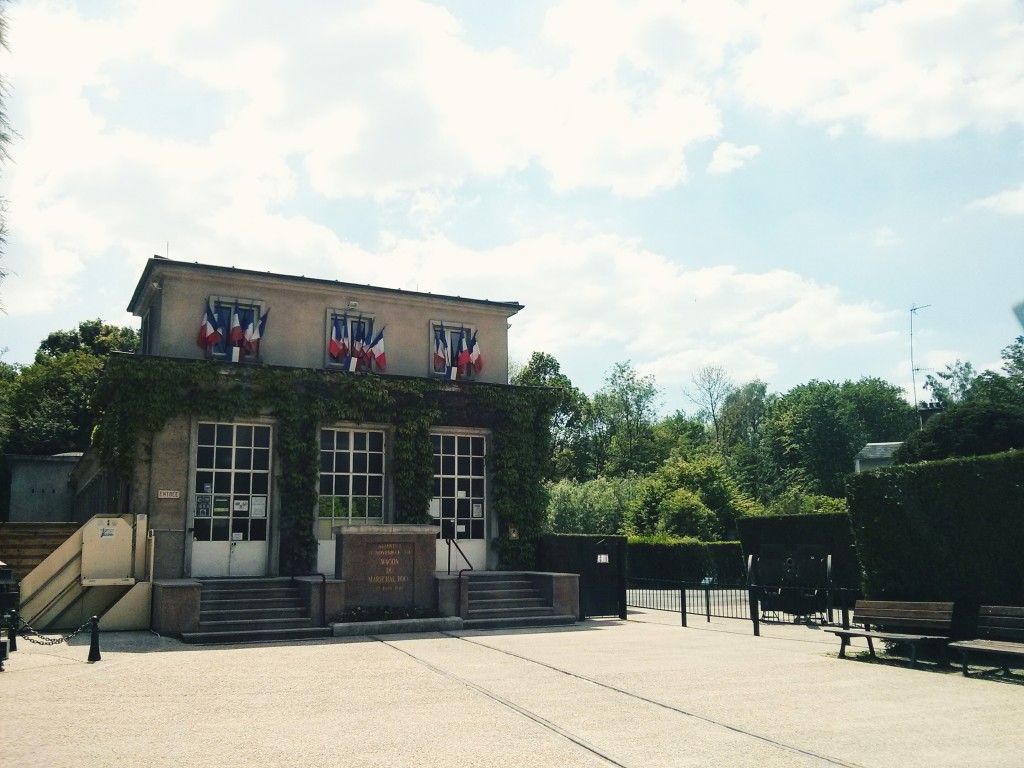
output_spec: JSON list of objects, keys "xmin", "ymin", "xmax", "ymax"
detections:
[
  {"xmin": 180, "ymin": 578, "xmax": 332, "ymax": 644},
  {"xmin": 0, "ymin": 523, "xmax": 81, "ymax": 582},
  {"xmin": 464, "ymin": 572, "xmax": 577, "ymax": 630}
]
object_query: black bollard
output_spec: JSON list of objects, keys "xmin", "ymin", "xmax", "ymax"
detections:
[
  {"xmin": 7, "ymin": 612, "xmax": 16, "ymax": 653},
  {"xmin": 87, "ymin": 616, "xmax": 101, "ymax": 663}
]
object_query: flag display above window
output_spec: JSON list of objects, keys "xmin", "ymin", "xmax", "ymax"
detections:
[
  {"xmin": 328, "ymin": 312, "xmax": 386, "ymax": 373},
  {"xmin": 432, "ymin": 323, "xmax": 482, "ymax": 380},
  {"xmin": 197, "ymin": 298, "xmax": 269, "ymax": 362}
]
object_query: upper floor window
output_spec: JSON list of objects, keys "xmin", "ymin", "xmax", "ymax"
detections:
[
  {"xmin": 431, "ymin": 322, "xmax": 482, "ymax": 380},
  {"xmin": 327, "ymin": 311, "xmax": 386, "ymax": 372},
  {"xmin": 198, "ymin": 297, "xmax": 268, "ymax": 362}
]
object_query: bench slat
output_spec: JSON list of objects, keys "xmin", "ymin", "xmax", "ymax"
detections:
[
  {"xmin": 980, "ymin": 605, "xmax": 1024, "ymax": 619},
  {"xmin": 949, "ymin": 639, "xmax": 1024, "ymax": 656}
]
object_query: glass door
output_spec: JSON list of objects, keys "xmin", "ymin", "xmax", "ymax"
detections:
[{"xmin": 190, "ymin": 422, "xmax": 271, "ymax": 577}]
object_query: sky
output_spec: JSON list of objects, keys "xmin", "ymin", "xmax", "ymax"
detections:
[{"xmin": 1, "ymin": 0, "xmax": 1022, "ymax": 415}]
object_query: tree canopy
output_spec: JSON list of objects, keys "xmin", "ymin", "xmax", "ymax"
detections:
[{"xmin": 0, "ymin": 320, "xmax": 139, "ymax": 455}]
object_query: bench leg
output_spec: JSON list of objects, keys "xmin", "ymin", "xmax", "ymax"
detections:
[
  {"xmin": 961, "ymin": 651, "xmax": 969, "ymax": 677},
  {"xmin": 866, "ymin": 637, "xmax": 875, "ymax": 658},
  {"xmin": 838, "ymin": 636, "xmax": 848, "ymax": 658},
  {"xmin": 909, "ymin": 644, "xmax": 918, "ymax": 669}
]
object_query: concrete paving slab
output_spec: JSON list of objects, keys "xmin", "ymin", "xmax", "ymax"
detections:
[{"xmin": 3, "ymin": 608, "xmax": 1022, "ymax": 767}]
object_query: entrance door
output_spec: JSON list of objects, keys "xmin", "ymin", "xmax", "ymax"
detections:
[
  {"xmin": 190, "ymin": 422, "xmax": 272, "ymax": 577},
  {"xmin": 431, "ymin": 433, "xmax": 487, "ymax": 571}
]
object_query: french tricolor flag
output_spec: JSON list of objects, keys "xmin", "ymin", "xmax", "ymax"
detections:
[
  {"xmin": 228, "ymin": 303, "xmax": 244, "ymax": 347},
  {"xmin": 197, "ymin": 301, "xmax": 222, "ymax": 349},
  {"xmin": 329, "ymin": 316, "xmax": 342, "ymax": 359}
]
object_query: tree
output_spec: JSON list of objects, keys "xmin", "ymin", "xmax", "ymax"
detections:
[
  {"xmin": 923, "ymin": 360, "xmax": 978, "ymax": 407},
  {"xmin": 1, "ymin": 320, "xmax": 140, "ymax": 455},
  {"xmin": 651, "ymin": 409, "xmax": 707, "ymax": 463},
  {"xmin": 591, "ymin": 361, "xmax": 660, "ymax": 476},
  {"xmin": 717, "ymin": 380, "xmax": 771, "ymax": 498},
  {"xmin": 687, "ymin": 364, "xmax": 735, "ymax": 445},
  {"xmin": 1001, "ymin": 336, "xmax": 1024, "ymax": 383},
  {"xmin": 624, "ymin": 453, "xmax": 760, "ymax": 540},
  {"xmin": 544, "ymin": 476, "xmax": 640, "ymax": 535},
  {"xmin": 896, "ymin": 339, "xmax": 1024, "ymax": 463},
  {"xmin": 35, "ymin": 318, "xmax": 139, "ymax": 362},
  {"xmin": 512, "ymin": 351, "xmax": 591, "ymax": 480},
  {"xmin": 3, "ymin": 351, "xmax": 103, "ymax": 454},
  {"xmin": 759, "ymin": 378, "xmax": 916, "ymax": 499}
]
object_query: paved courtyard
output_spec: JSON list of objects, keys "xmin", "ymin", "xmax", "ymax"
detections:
[{"xmin": 3, "ymin": 608, "xmax": 1022, "ymax": 767}]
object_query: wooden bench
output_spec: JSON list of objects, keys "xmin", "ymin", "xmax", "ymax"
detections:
[
  {"xmin": 826, "ymin": 600, "xmax": 954, "ymax": 668},
  {"xmin": 948, "ymin": 605, "xmax": 1024, "ymax": 676}
]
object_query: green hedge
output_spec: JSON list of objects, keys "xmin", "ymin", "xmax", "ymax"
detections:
[
  {"xmin": 627, "ymin": 538, "xmax": 745, "ymax": 583},
  {"xmin": 846, "ymin": 450, "xmax": 1024, "ymax": 631}
]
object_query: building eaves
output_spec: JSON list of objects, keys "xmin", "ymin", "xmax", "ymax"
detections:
[{"xmin": 128, "ymin": 256, "xmax": 524, "ymax": 316}]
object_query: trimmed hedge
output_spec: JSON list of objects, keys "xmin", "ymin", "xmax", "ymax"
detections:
[
  {"xmin": 846, "ymin": 450, "xmax": 1024, "ymax": 631},
  {"xmin": 626, "ymin": 538, "xmax": 745, "ymax": 584}
]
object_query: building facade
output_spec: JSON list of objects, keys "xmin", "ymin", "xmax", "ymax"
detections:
[{"xmin": 108, "ymin": 256, "xmax": 546, "ymax": 582}]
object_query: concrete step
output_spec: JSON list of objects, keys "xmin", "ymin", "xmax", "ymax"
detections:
[
  {"xmin": 201, "ymin": 597, "xmax": 304, "ymax": 611},
  {"xmin": 469, "ymin": 588, "xmax": 539, "ymax": 600},
  {"xmin": 469, "ymin": 597, "xmax": 548, "ymax": 610},
  {"xmin": 462, "ymin": 614, "xmax": 577, "ymax": 630},
  {"xmin": 467, "ymin": 606, "xmax": 557, "ymax": 619},
  {"xmin": 180, "ymin": 626, "xmax": 333, "ymax": 645},
  {"xmin": 197, "ymin": 593, "xmax": 299, "ymax": 606},
  {"xmin": 193, "ymin": 616, "xmax": 317, "ymax": 634},
  {"xmin": 200, "ymin": 607, "xmax": 307, "ymax": 623},
  {"xmin": 468, "ymin": 579, "xmax": 534, "ymax": 592}
]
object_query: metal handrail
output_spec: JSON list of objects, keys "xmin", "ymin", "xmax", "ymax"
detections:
[{"xmin": 445, "ymin": 537, "xmax": 474, "ymax": 575}]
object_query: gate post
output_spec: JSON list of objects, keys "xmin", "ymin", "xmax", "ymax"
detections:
[{"xmin": 680, "ymin": 585, "xmax": 687, "ymax": 627}]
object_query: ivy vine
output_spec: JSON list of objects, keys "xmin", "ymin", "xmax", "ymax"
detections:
[{"xmin": 92, "ymin": 356, "xmax": 556, "ymax": 574}]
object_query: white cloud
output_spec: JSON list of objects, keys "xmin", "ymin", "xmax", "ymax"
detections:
[
  {"xmin": 324, "ymin": 231, "xmax": 897, "ymax": 394},
  {"xmin": 969, "ymin": 184, "xmax": 1024, "ymax": 215},
  {"xmin": 708, "ymin": 142, "xmax": 761, "ymax": 174},
  {"xmin": 873, "ymin": 227, "xmax": 902, "ymax": 247},
  {"xmin": 734, "ymin": 0, "xmax": 1024, "ymax": 139}
]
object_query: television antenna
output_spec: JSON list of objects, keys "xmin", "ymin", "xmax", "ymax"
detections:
[{"xmin": 910, "ymin": 303, "xmax": 931, "ymax": 425}]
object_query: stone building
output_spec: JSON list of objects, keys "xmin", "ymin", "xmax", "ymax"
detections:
[{"xmin": 122, "ymin": 255, "xmax": 534, "ymax": 579}]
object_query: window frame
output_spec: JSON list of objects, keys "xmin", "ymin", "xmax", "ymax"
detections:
[
  {"xmin": 429, "ymin": 320, "xmax": 477, "ymax": 380},
  {"xmin": 206, "ymin": 295, "xmax": 267, "ymax": 362},
  {"xmin": 317, "ymin": 425, "xmax": 388, "ymax": 534},
  {"xmin": 429, "ymin": 428, "xmax": 487, "ymax": 542},
  {"xmin": 325, "ymin": 309, "xmax": 378, "ymax": 371}
]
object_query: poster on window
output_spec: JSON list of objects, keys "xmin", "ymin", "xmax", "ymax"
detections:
[
  {"xmin": 195, "ymin": 496, "xmax": 212, "ymax": 517},
  {"xmin": 233, "ymin": 499, "xmax": 250, "ymax": 513},
  {"xmin": 472, "ymin": 503, "xmax": 483, "ymax": 519},
  {"xmin": 251, "ymin": 496, "xmax": 267, "ymax": 518}
]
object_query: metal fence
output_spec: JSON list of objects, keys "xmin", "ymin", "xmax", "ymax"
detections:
[{"xmin": 627, "ymin": 578, "xmax": 860, "ymax": 636}]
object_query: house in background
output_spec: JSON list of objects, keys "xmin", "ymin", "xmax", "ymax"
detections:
[{"xmin": 853, "ymin": 442, "xmax": 903, "ymax": 473}]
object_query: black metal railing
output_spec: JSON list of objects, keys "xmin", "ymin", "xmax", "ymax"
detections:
[{"xmin": 627, "ymin": 578, "xmax": 861, "ymax": 636}]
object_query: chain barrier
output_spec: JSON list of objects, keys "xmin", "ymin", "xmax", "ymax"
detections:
[{"xmin": 10, "ymin": 613, "xmax": 94, "ymax": 646}]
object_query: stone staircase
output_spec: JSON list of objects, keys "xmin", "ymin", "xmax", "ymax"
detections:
[
  {"xmin": 0, "ymin": 523, "xmax": 81, "ymax": 582},
  {"xmin": 464, "ymin": 572, "xmax": 576, "ymax": 630},
  {"xmin": 180, "ymin": 578, "xmax": 332, "ymax": 644}
]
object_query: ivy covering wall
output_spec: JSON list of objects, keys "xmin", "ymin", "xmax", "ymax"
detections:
[{"xmin": 91, "ymin": 355, "xmax": 556, "ymax": 574}]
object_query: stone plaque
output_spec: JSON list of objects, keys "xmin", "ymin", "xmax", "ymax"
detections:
[
  {"xmin": 334, "ymin": 525, "xmax": 437, "ymax": 610},
  {"xmin": 365, "ymin": 541, "xmax": 414, "ymax": 601}
]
